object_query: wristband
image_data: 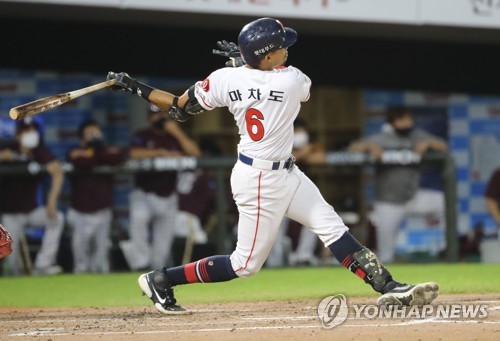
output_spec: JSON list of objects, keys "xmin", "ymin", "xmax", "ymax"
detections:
[{"xmin": 132, "ymin": 80, "xmax": 154, "ymax": 100}]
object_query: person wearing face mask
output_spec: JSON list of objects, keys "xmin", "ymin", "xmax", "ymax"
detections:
[
  {"xmin": 347, "ymin": 106, "xmax": 448, "ymax": 263},
  {"xmin": 66, "ymin": 119, "xmax": 125, "ymax": 273},
  {"xmin": 267, "ymin": 118, "xmax": 327, "ymax": 267},
  {"xmin": 0, "ymin": 119, "xmax": 65, "ymax": 276},
  {"xmin": 291, "ymin": 118, "xmax": 327, "ymax": 166},
  {"xmin": 119, "ymin": 104, "xmax": 201, "ymax": 271}
]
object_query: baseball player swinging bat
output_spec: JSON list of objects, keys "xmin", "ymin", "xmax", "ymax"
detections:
[{"xmin": 9, "ymin": 79, "xmax": 116, "ymax": 120}]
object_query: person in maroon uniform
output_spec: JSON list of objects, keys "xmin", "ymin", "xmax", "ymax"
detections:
[
  {"xmin": 67, "ymin": 119, "xmax": 125, "ymax": 273},
  {"xmin": 485, "ymin": 168, "xmax": 500, "ymax": 230},
  {"xmin": 175, "ymin": 140, "xmax": 221, "ymax": 262},
  {"xmin": 175, "ymin": 170, "xmax": 215, "ymax": 245},
  {"xmin": 0, "ymin": 119, "xmax": 64, "ymax": 276},
  {"xmin": 120, "ymin": 104, "xmax": 200, "ymax": 270}
]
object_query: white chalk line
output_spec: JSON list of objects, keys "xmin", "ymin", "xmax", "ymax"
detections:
[
  {"xmin": 5, "ymin": 300, "xmax": 500, "ymax": 337},
  {"xmin": 8, "ymin": 325, "xmax": 321, "ymax": 337},
  {"xmin": 7, "ymin": 316, "xmax": 500, "ymax": 337},
  {"xmin": 0, "ymin": 315, "xmax": 319, "ymax": 326},
  {"xmin": 4, "ymin": 308, "xmax": 498, "ymax": 326},
  {"xmin": 3, "ymin": 307, "xmax": 499, "ymax": 327},
  {"xmin": 3, "ymin": 300, "xmax": 499, "ymax": 323},
  {"xmin": 0, "ymin": 307, "xmax": 315, "ymax": 324},
  {"xmin": 242, "ymin": 315, "xmax": 317, "ymax": 321}
]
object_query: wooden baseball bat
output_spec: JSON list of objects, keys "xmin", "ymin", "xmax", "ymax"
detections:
[{"xmin": 9, "ymin": 79, "xmax": 116, "ymax": 120}]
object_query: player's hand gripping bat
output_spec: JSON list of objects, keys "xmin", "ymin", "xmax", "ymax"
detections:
[{"xmin": 9, "ymin": 79, "xmax": 116, "ymax": 120}]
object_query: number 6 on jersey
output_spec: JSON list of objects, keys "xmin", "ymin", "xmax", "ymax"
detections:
[{"xmin": 246, "ymin": 109, "xmax": 265, "ymax": 141}]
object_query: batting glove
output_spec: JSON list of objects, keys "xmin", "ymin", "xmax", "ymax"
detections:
[
  {"xmin": 107, "ymin": 71, "xmax": 154, "ymax": 99},
  {"xmin": 107, "ymin": 72, "xmax": 135, "ymax": 92},
  {"xmin": 212, "ymin": 40, "xmax": 245, "ymax": 67}
]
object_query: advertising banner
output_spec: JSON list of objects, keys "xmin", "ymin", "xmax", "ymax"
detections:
[{"xmin": 421, "ymin": 0, "xmax": 500, "ymax": 29}]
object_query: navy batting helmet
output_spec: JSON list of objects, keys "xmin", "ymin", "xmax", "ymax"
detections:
[{"xmin": 238, "ymin": 18, "xmax": 297, "ymax": 68}]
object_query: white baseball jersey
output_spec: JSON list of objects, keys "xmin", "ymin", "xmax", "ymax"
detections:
[
  {"xmin": 193, "ymin": 65, "xmax": 347, "ymax": 278},
  {"xmin": 194, "ymin": 66, "xmax": 311, "ymax": 160}
]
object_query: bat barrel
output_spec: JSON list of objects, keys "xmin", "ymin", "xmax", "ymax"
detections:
[{"xmin": 9, "ymin": 79, "xmax": 116, "ymax": 120}]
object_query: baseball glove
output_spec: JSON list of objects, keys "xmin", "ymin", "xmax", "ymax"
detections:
[
  {"xmin": 0, "ymin": 224, "xmax": 13, "ymax": 260},
  {"xmin": 212, "ymin": 40, "xmax": 245, "ymax": 67}
]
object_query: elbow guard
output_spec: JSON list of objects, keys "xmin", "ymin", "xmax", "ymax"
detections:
[
  {"xmin": 168, "ymin": 85, "xmax": 205, "ymax": 122},
  {"xmin": 185, "ymin": 85, "xmax": 205, "ymax": 115}
]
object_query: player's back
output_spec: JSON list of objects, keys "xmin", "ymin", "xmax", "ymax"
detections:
[{"xmin": 195, "ymin": 66, "xmax": 311, "ymax": 160}]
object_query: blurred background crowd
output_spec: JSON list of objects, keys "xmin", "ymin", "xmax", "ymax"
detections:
[{"xmin": 0, "ymin": 0, "xmax": 499, "ymax": 276}]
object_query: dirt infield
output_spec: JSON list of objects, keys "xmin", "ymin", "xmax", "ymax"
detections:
[{"xmin": 1, "ymin": 294, "xmax": 499, "ymax": 340}]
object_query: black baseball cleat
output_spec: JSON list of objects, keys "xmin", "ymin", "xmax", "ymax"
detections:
[
  {"xmin": 377, "ymin": 282, "xmax": 439, "ymax": 306},
  {"xmin": 138, "ymin": 270, "xmax": 187, "ymax": 315}
]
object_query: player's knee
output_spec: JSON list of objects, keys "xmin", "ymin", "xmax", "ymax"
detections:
[
  {"xmin": 235, "ymin": 264, "xmax": 262, "ymax": 278},
  {"xmin": 234, "ymin": 259, "xmax": 265, "ymax": 278},
  {"xmin": 47, "ymin": 211, "xmax": 65, "ymax": 229},
  {"xmin": 230, "ymin": 252, "xmax": 264, "ymax": 278},
  {"xmin": 130, "ymin": 210, "xmax": 149, "ymax": 224},
  {"xmin": 56, "ymin": 211, "xmax": 64, "ymax": 224}
]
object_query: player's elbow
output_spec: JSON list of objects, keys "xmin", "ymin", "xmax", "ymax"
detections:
[{"xmin": 47, "ymin": 160, "xmax": 64, "ymax": 176}]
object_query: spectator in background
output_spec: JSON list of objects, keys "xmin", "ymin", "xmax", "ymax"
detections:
[
  {"xmin": 120, "ymin": 104, "xmax": 201, "ymax": 270},
  {"xmin": 67, "ymin": 119, "xmax": 125, "ymax": 273},
  {"xmin": 291, "ymin": 118, "xmax": 326, "ymax": 166},
  {"xmin": 347, "ymin": 106, "xmax": 448, "ymax": 263},
  {"xmin": 267, "ymin": 118, "xmax": 326, "ymax": 267},
  {"xmin": 0, "ymin": 118, "xmax": 64, "ymax": 276},
  {"xmin": 174, "ymin": 139, "xmax": 221, "ymax": 264},
  {"xmin": 485, "ymin": 167, "xmax": 500, "ymax": 230}
]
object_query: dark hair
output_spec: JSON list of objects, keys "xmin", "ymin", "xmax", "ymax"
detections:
[
  {"xmin": 293, "ymin": 117, "xmax": 308, "ymax": 129},
  {"xmin": 77, "ymin": 119, "xmax": 100, "ymax": 138},
  {"xmin": 16, "ymin": 118, "xmax": 40, "ymax": 135},
  {"xmin": 386, "ymin": 106, "xmax": 412, "ymax": 124},
  {"xmin": 199, "ymin": 138, "xmax": 222, "ymax": 156}
]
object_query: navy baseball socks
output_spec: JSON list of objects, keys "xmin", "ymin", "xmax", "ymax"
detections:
[
  {"xmin": 138, "ymin": 233, "xmax": 439, "ymax": 314},
  {"xmin": 138, "ymin": 255, "xmax": 237, "ymax": 314},
  {"xmin": 329, "ymin": 232, "xmax": 439, "ymax": 306}
]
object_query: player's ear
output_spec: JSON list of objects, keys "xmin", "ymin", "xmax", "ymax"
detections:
[{"xmin": 258, "ymin": 53, "xmax": 271, "ymax": 68}]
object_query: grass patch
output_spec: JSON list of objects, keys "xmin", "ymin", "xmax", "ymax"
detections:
[{"xmin": 0, "ymin": 263, "xmax": 499, "ymax": 308}]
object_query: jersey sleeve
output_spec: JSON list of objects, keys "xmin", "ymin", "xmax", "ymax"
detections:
[
  {"xmin": 413, "ymin": 129, "xmax": 433, "ymax": 140},
  {"xmin": 193, "ymin": 69, "xmax": 226, "ymax": 111},
  {"xmin": 288, "ymin": 66, "xmax": 311, "ymax": 102},
  {"xmin": 413, "ymin": 129, "xmax": 446, "ymax": 145},
  {"xmin": 365, "ymin": 133, "xmax": 386, "ymax": 145},
  {"xmin": 300, "ymin": 72, "xmax": 312, "ymax": 102}
]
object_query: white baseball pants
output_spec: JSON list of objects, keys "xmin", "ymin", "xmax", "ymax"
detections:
[
  {"xmin": 67, "ymin": 208, "xmax": 112, "ymax": 273},
  {"xmin": 2, "ymin": 207, "xmax": 64, "ymax": 276},
  {"xmin": 230, "ymin": 161, "xmax": 348, "ymax": 278},
  {"xmin": 125, "ymin": 189, "xmax": 178, "ymax": 270},
  {"xmin": 371, "ymin": 189, "xmax": 445, "ymax": 263}
]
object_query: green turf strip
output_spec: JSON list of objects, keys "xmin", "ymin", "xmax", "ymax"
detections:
[{"xmin": 0, "ymin": 263, "xmax": 498, "ymax": 307}]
